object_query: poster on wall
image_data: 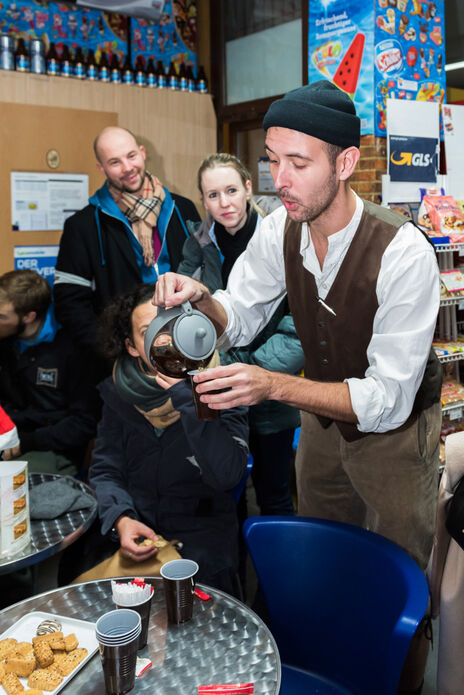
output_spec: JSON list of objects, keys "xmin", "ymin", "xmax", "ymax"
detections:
[
  {"xmin": 308, "ymin": 0, "xmax": 375, "ymax": 134},
  {"xmin": 11, "ymin": 172, "xmax": 88, "ymax": 232},
  {"xmin": 0, "ymin": 2, "xmax": 128, "ymax": 64},
  {"xmin": 374, "ymin": 0, "xmax": 446, "ymax": 137},
  {"xmin": 130, "ymin": 0, "xmax": 197, "ymax": 74},
  {"xmin": 14, "ymin": 246, "xmax": 59, "ymax": 287}
]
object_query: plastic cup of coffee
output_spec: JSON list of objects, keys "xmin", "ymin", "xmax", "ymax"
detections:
[
  {"xmin": 188, "ymin": 369, "xmax": 219, "ymax": 421},
  {"xmin": 96, "ymin": 609, "xmax": 141, "ymax": 695},
  {"xmin": 160, "ymin": 559, "xmax": 199, "ymax": 624},
  {"xmin": 115, "ymin": 595, "xmax": 153, "ymax": 650}
]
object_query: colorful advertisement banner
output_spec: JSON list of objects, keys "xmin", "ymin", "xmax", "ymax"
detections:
[
  {"xmin": 374, "ymin": 0, "xmax": 446, "ymax": 137},
  {"xmin": 130, "ymin": 0, "xmax": 197, "ymax": 75},
  {"xmin": 0, "ymin": 1, "xmax": 128, "ymax": 63},
  {"xmin": 308, "ymin": 0, "xmax": 375, "ymax": 134},
  {"xmin": 388, "ymin": 134, "xmax": 438, "ymax": 181},
  {"xmin": 14, "ymin": 246, "xmax": 59, "ymax": 287}
]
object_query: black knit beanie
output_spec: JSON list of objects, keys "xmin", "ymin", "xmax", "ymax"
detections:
[{"xmin": 263, "ymin": 80, "xmax": 360, "ymax": 149}]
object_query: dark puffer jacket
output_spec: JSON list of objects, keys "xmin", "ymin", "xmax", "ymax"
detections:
[{"xmin": 88, "ymin": 378, "xmax": 249, "ymax": 585}]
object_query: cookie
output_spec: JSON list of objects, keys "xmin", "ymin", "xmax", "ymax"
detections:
[
  {"xmin": 2, "ymin": 671, "xmax": 24, "ymax": 694},
  {"xmin": 4, "ymin": 651, "xmax": 36, "ymax": 677},
  {"xmin": 32, "ymin": 641, "xmax": 54, "ymax": 669},
  {"xmin": 27, "ymin": 669, "xmax": 62, "ymax": 691},
  {"xmin": 63, "ymin": 634, "xmax": 78, "ymax": 652},
  {"xmin": 0, "ymin": 638, "xmax": 18, "ymax": 660},
  {"xmin": 56, "ymin": 648, "xmax": 88, "ymax": 676},
  {"xmin": 24, "ymin": 691, "xmax": 44, "ymax": 695},
  {"xmin": 32, "ymin": 632, "xmax": 63, "ymax": 648}
]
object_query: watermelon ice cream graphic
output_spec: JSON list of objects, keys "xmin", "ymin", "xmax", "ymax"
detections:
[{"xmin": 332, "ymin": 32, "xmax": 365, "ymax": 98}]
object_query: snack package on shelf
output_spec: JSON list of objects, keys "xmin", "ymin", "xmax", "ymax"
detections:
[
  {"xmin": 417, "ymin": 187, "xmax": 446, "ymax": 238},
  {"xmin": 440, "ymin": 270, "xmax": 464, "ymax": 297},
  {"xmin": 387, "ymin": 203, "xmax": 412, "ymax": 220},
  {"xmin": 441, "ymin": 378, "xmax": 464, "ymax": 405},
  {"xmin": 423, "ymin": 194, "xmax": 464, "ymax": 242},
  {"xmin": 433, "ymin": 341, "xmax": 464, "ymax": 358}
]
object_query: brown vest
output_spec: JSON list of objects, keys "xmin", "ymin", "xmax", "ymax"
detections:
[{"xmin": 283, "ymin": 199, "xmax": 441, "ymax": 441}]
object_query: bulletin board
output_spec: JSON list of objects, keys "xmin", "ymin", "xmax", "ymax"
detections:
[{"xmin": 0, "ymin": 102, "xmax": 117, "ymax": 276}]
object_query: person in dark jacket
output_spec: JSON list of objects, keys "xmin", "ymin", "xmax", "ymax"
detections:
[
  {"xmin": 178, "ymin": 153, "xmax": 305, "ymax": 516},
  {"xmin": 53, "ymin": 126, "xmax": 200, "ymax": 379},
  {"xmin": 86, "ymin": 283, "xmax": 249, "ymax": 594},
  {"xmin": 0, "ymin": 270, "xmax": 99, "ymax": 475}
]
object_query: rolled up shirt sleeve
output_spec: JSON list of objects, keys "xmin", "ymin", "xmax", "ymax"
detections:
[
  {"xmin": 214, "ymin": 206, "xmax": 288, "ymax": 349},
  {"xmin": 347, "ymin": 223, "xmax": 440, "ymax": 433}
]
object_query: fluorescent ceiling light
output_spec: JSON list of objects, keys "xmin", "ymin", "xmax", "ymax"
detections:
[{"xmin": 445, "ymin": 61, "xmax": 464, "ymax": 72}]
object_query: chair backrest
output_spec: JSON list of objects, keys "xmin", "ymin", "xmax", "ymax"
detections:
[
  {"xmin": 233, "ymin": 453, "xmax": 253, "ymax": 504},
  {"xmin": 243, "ymin": 516, "xmax": 429, "ymax": 695}
]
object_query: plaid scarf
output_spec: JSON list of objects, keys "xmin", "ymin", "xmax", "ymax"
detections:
[{"xmin": 109, "ymin": 172, "xmax": 166, "ymax": 266}]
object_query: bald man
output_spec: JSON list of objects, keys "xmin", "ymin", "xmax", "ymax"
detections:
[{"xmin": 54, "ymin": 126, "xmax": 200, "ymax": 378}]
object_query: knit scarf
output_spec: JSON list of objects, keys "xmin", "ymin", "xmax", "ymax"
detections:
[
  {"xmin": 109, "ymin": 172, "xmax": 166, "ymax": 267},
  {"xmin": 113, "ymin": 355, "xmax": 180, "ymax": 430},
  {"xmin": 214, "ymin": 204, "xmax": 258, "ymax": 286}
]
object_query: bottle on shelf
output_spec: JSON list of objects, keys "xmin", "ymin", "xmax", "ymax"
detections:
[
  {"xmin": 60, "ymin": 44, "xmax": 73, "ymax": 78},
  {"xmin": 122, "ymin": 53, "xmax": 134, "ymax": 85},
  {"xmin": 0, "ymin": 34, "xmax": 15, "ymax": 71},
  {"xmin": 87, "ymin": 49, "xmax": 97, "ymax": 81},
  {"xmin": 196, "ymin": 65, "xmax": 208, "ymax": 94},
  {"xmin": 74, "ymin": 46, "xmax": 85, "ymax": 79},
  {"xmin": 98, "ymin": 50, "xmax": 109, "ymax": 82},
  {"xmin": 186, "ymin": 64, "xmax": 195, "ymax": 93},
  {"xmin": 134, "ymin": 55, "xmax": 146, "ymax": 87},
  {"xmin": 179, "ymin": 61, "xmax": 187, "ymax": 91},
  {"xmin": 15, "ymin": 37, "xmax": 29, "ymax": 73},
  {"xmin": 46, "ymin": 42, "xmax": 60, "ymax": 76},
  {"xmin": 30, "ymin": 38, "xmax": 45, "ymax": 75},
  {"xmin": 156, "ymin": 60, "xmax": 166, "ymax": 89},
  {"xmin": 146, "ymin": 57, "xmax": 156, "ymax": 88},
  {"xmin": 110, "ymin": 53, "xmax": 121, "ymax": 83},
  {"xmin": 167, "ymin": 60, "xmax": 178, "ymax": 90}
]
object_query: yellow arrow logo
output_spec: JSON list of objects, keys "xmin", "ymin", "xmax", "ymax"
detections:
[{"xmin": 390, "ymin": 151, "xmax": 413, "ymax": 165}]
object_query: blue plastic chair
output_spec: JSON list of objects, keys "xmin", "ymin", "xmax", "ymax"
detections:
[
  {"xmin": 233, "ymin": 453, "xmax": 254, "ymax": 504},
  {"xmin": 243, "ymin": 516, "xmax": 429, "ymax": 695}
]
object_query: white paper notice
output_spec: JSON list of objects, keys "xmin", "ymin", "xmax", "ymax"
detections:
[
  {"xmin": 443, "ymin": 104, "xmax": 464, "ymax": 202},
  {"xmin": 11, "ymin": 172, "xmax": 89, "ymax": 231}
]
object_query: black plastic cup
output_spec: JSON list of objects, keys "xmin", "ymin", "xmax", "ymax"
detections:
[
  {"xmin": 116, "ymin": 596, "xmax": 152, "ymax": 650},
  {"xmin": 96, "ymin": 609, "xmax": 141, "ymax": 695},
  {"xmin": 99, "ymin": 640, "xmax": 139, "ymax": 695},
  {"xmin": 160, "ymin": 559, "xmax": 199, "ymax": 624},
  {"xmin": 188, "ymin": 370, "xmax": 219, "ymax": 421}
]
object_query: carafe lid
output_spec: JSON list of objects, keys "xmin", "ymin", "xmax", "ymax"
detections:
[{"xmin": 172, "ymin": 308, "xmax": 216, "ymax": 361}]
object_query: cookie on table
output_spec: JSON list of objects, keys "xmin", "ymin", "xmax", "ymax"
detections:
[
  {"xmin": 0, "ymin": 639, "xmax": 18, "ymax": 660},
  {"xmin": 2, "ymin": 671, "xmax": 24, "ymax": 694},
  {"xmin": 63, "ymin": 634, "xmax": 78, "ymax": 652},
  {"xmin": 27, "ymin": 669, "xmax": 62, "ymax": 691},
  {"xmin": 56, "ymin": 648, "xmax": 88, "ymax": 677},
  {"xmin": 4, "ymin": 650, "xmax": 36, "ymax": 677},
  {"xmin": 32, "ymin": 641, "xmax": 54, "ymax": 669},
  {"xmin": 32, "ymin": 632, "xmax": 63, "ymax": 647}
]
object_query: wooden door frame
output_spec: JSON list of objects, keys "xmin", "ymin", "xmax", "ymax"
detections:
[{"xmin": 211, "ymin": 0, "xmax": 308, "ymax": 152}]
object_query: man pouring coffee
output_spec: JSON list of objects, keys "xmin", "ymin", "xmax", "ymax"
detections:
[{"xmin": 153, "ymin": 80, "xmax": 441, "ymax": 695}]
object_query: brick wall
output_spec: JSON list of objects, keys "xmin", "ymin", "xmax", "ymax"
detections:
[{"xmin": 351, "ymin": 134, "xmax": 387, "ymax": 204}]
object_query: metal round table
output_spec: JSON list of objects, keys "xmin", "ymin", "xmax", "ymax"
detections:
[
  {"xmin": 0, "ymin": 473, "xmax": 97, "ymax": 575},
  {"xmin": 0, "ymin": 578, "xmax": 281, "ymax": 694}
]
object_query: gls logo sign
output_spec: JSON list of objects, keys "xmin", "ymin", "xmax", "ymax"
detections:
[
  {"xmin": 389, "ymin": 135, "xmax": 438, "ymax": 183},
  {"xmin": 390, "ymin": 152, "xmax": 434, "ymax": 167}
]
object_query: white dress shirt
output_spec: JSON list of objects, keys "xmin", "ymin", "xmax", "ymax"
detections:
[{"xmin": 214, "ymin": 194, "xmax": 440, "ymax": 434}]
